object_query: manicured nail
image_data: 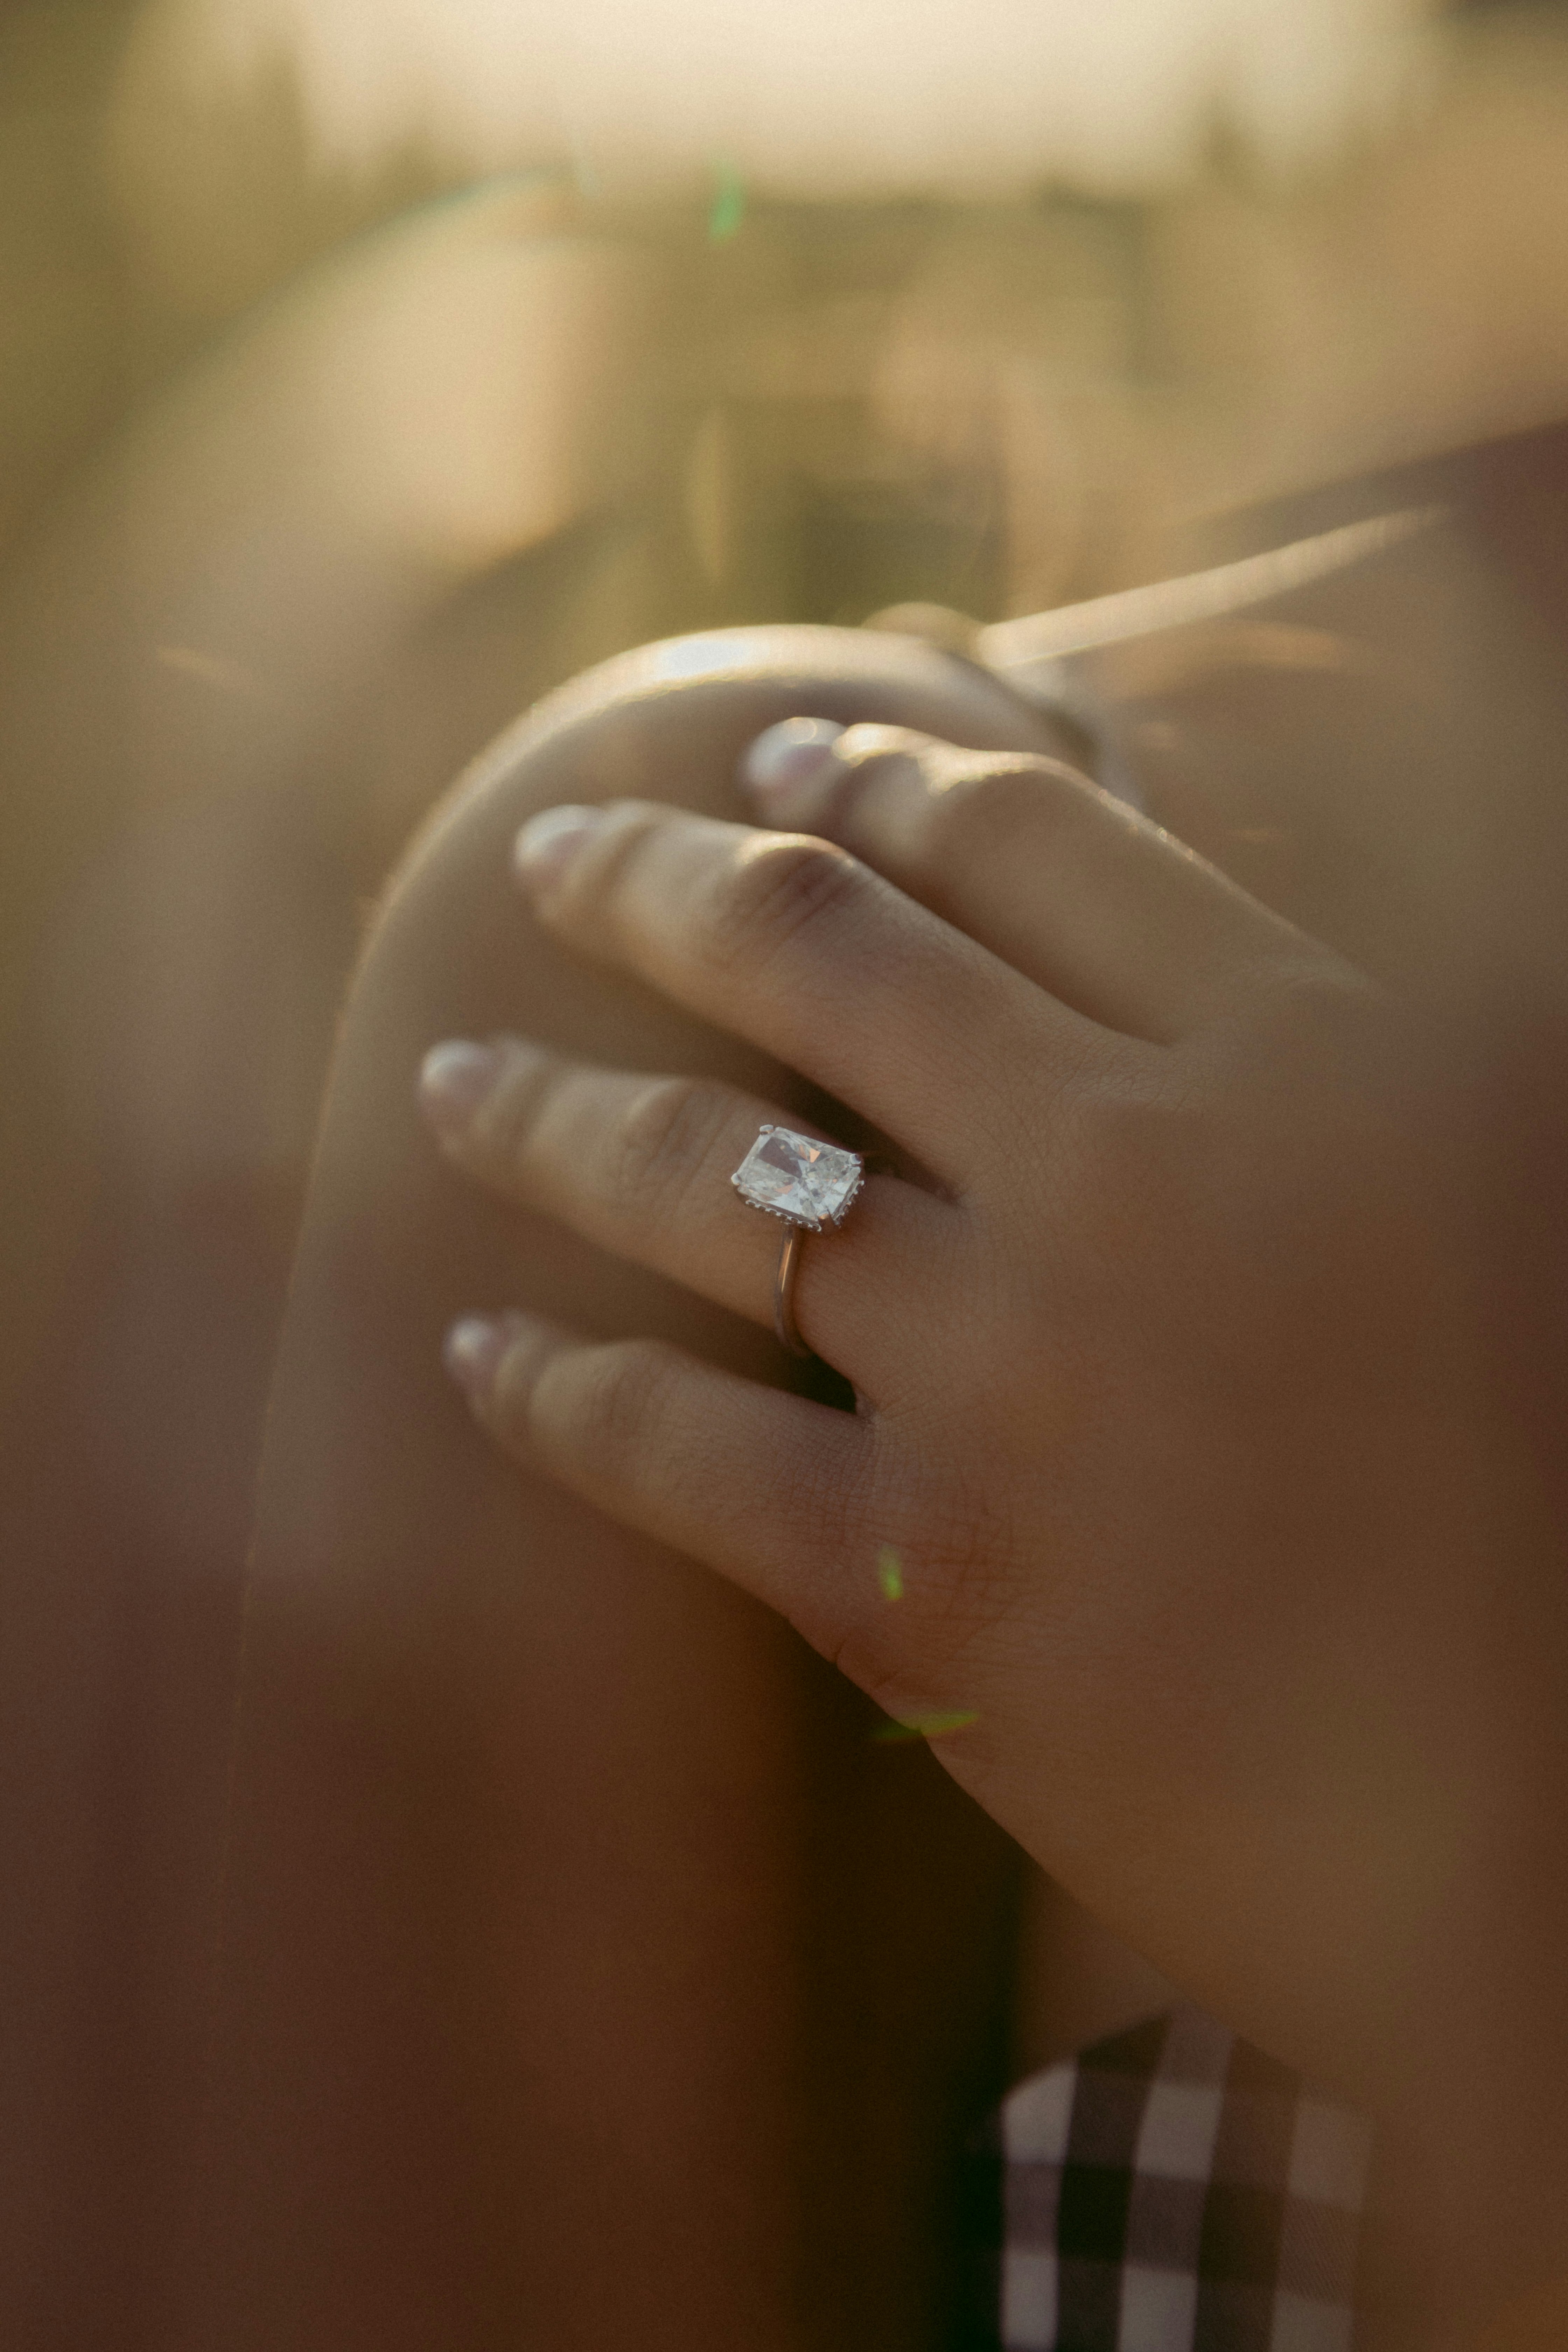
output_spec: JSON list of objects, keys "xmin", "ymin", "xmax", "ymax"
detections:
[
  {"xmin": 740, "ymin": 718, "xmax": 846, "ymax": 810},
  {"xmin": 513, "ymin": 803, "xmax": 608, "ymax": 887},
  {"xmin": 419, "ymin": 1038, "xmax": 502, "ymax": 1138},
  {"xmin": 443, "ymin": 1310, "xmax": 527, "ymax": 1405}
]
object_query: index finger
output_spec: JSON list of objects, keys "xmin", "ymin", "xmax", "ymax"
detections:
[{"xmin": 512, "ymin": 799, "xmax": 1116, "ymax": 1185}]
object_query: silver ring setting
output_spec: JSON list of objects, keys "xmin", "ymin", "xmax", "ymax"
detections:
[{"xmin": 730, "ymin": 1124, "xmax": 865, "ymax": 1357}]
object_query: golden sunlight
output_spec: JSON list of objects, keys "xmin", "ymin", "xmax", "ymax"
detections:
[{"xmin": 130, "ymin": 0, "xmax": 1438, "ymax": 200}]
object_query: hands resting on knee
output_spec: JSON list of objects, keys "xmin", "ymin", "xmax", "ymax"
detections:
[{"xmin": 411, "ymin": 627, "xmax": 1568, "ymax": 2345}]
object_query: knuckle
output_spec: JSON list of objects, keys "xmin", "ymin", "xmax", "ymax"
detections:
[
  {"xmin": 835, "ymin": 723, "xmax": 925, "ymax": 763},
  {"xmin": 832, "ymin": 724, "xmax": 928, "ymax": 790},
  {"xmin": 921, "ymin": 757, "xmax": 1079, "ymax": 864},
  {"xmin": 608, "ymin": 1075, "xmax": 727, "ymax": 1216},
  {"xmin": 470, "ymin": 1045, "xmax": 561, "ymax": 1175},
  {"xmin": 700, "ymin": 834, "xmax": 864, "ymax": 968},
  {"xmin": 547, "ymin": 1336, "xmax": 676, "ymax": 1466},
  {"xmin": 550, "ymin": 805, "xmax": 666, "ymax": 934}
]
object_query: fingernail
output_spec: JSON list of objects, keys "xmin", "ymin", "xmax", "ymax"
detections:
[
  {"xmin": 419, "ymin": 1038, "xmax": 502, "ymax": 1138},
  {"xmin": 740, "ymin": 718, "xmax": 846, "ymax": 810},
  {"xmin": 443, "ymin": 1311, "xmax": 526, "ymax": 1405},
  {"xmin": 513, "ymin": 803, "xmax": 609, "ymax": 887}
]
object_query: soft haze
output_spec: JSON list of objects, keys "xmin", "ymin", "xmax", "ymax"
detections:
[{"xmin": 135, "ymin": 0, "xmax": 1438, "ymax": 198}]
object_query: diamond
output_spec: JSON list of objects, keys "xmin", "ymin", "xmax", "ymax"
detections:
[{"xmin": 731, "ymin": 1125, "xmax": 863, "ymax": 1231}]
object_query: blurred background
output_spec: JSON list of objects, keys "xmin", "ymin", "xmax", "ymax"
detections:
[{"xmin": 5, "ymin": 1, "xmax": 1568, "ymax": 2342}]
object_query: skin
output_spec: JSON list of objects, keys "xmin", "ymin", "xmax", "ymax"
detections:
[
  {"xmin": 10, "ymin": 76, "xmax": 1568, "ymax": 2337},
  {"xmin": 0, "ymin": 184, "xmax": 707, "ymax": 2352},
  {"xmin": 418, "ymin": 686, "xmax": 1568, "ymax": 2340},
  {"xmin": 198, "ymin": 510, "xmax": 1568, "ymax": 2349},
  {"xmin": 187, "ymin": 634, "xmax": 1056, "ymax": 2352}
]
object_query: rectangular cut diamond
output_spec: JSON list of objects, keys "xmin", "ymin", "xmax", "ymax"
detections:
[{"xmin": 732, "ymin": 1126, "xmax": 862, "ymax": 1230}]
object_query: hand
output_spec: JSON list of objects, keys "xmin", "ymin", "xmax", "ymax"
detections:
[{"xmin": 417, "ymin": 716, "xmax": 1568, "ymax": 2333}]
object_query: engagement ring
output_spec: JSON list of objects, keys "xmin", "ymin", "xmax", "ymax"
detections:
[{"xmin": 730, "ymin": 1124, "xmax": 864, "ymax": 1356}]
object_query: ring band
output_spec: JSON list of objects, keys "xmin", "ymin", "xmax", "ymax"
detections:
[
  {"xmin": 730, "ymin": 1123, "xmax": 866, "ymax": 1359},
  {"xmin": 774, "ymin": 1227, "xmax": 810, "ymax": 1357}
]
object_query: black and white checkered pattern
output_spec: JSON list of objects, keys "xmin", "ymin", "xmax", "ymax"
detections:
[{"xmin": 999, "ymin": 2008, "xmax": 1372, "ymax": 2351}]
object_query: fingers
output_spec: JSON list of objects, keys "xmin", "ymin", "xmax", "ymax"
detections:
[
  {"xmin": 739, "ymin": 719, "xmax": 1336, "ymax": 1042},
  {"xmin": 442, "ymin": 1310, "xmax": 873, "ymax": 1660},
  {"xmin": 511, "ymin": 800, "xmax": 1111, "ymax": 1187},
  {"xmin": 418, "ymin": 1033, "xmax": 949, "ymax": 1381}
]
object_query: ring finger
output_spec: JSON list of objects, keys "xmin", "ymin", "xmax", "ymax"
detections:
[{"xmin": 418, "ymin": 1032, "xmax": 952, "ymax": 1381}]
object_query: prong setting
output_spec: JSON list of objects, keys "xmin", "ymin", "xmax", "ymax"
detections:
[{"xmin": 730, "ymin": 1124, "xmax": 864, "ymax": 1233}]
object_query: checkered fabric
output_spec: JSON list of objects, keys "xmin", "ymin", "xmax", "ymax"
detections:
[{"xmin": 999, "ymin": 2007, "xmax": 1372, "ymax": 2352}]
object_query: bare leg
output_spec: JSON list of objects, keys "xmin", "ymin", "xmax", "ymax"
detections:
[
  {"xmin": 185, "ymin": 630, "xmax": 1063, "ymax": 2352},
  {"xmin": 184, "ymin": 490, "xmax": 1563, "ymax": 2347}
]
